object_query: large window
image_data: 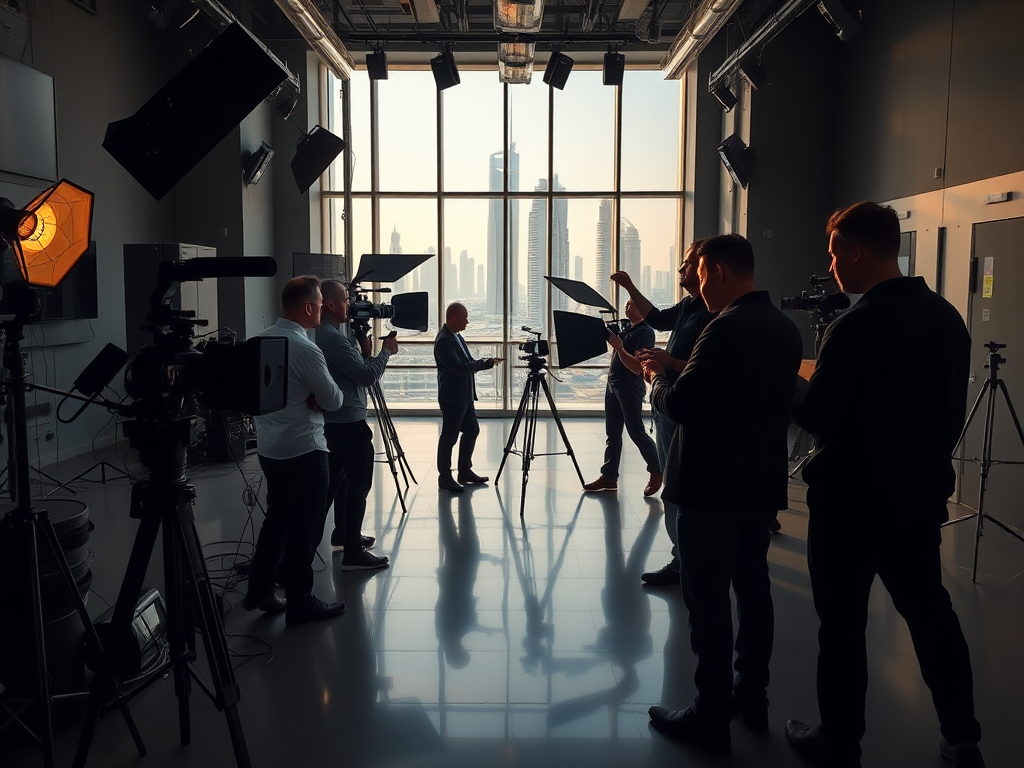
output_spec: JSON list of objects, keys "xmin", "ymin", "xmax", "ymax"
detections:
[{"xmin": 324, "ymin": 67, "xmax": 683, "ymax": 411}]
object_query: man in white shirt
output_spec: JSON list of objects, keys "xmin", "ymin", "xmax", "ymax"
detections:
[{"xmin": 244, "ymin": 276, "xmax": 346, "ymax": 626}]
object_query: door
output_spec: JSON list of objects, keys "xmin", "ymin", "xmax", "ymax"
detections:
[{"xmin": 961, "ymin": 217, "xmax": 1024, "ymax": 531}]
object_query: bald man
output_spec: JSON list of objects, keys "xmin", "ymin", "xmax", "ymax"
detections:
[{"xmin": 434, "ymin": 302, "xmax": 503, "ymax": 493}]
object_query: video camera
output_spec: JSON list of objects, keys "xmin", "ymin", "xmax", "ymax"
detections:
[
  {"xmin": 780, "ymin": 275, "xmax": 850, "ymax": 320},
  {"xmin": 518, "ymin": 327, "xmax": 550, "ymax": 359},
  {"xmin": 345, "ymin": 253, "xmax": 432, "ymax": 338}
]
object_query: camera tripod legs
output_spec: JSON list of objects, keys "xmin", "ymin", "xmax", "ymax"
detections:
[
  {"xmin": 369, "ymin": 382, "xmax": 417, "ymax": 515},
  {"xmin": 496, "ymin": 371, "xmax": 584, "ymax": 516}
]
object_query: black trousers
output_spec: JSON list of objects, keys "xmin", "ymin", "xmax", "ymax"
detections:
[
  {"xmin": 250, "ymin": 450, "xmax": 329, "ymax": 600},
  {"xmin": 600, "ymin": 384, "xmax": 661, "ymax": 480},
  {"xmin": 677, "ymin": 504, "xmax": 775, "ymax": 724},
  {"xmin": 437, "ymin": 401, "xmax": 479, "ymax": 478},
  {"xmin": 325, "ymin": 420, "xmax": 374, "ymax": 552},
  {"xmin": 807, "ymin": 487, "xmax": 982, "ymax": 759}
]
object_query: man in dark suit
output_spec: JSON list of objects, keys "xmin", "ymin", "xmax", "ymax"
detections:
[
  {"xmin": 785, "ymin": 202, "xmax": 983, "ymax": 768},
  {"xmin": 642, "ymin": 234, "xmax": 802, "ymax": 755},
  {"xmin": 434, "ymin": 302, "xmax": 504, "ymax": 493}
]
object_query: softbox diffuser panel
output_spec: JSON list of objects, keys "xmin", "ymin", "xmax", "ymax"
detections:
[
  {"xmin": 545, "ymin": 276, "xmax": 616, "ymax": 312},
  {"xmin": 352, "ymin": 253, "xmax": 433, "ymax": 285},
  {"xmin": 390, "ymin": 291, "xmax": 428, "ymax": 332},
  {"xmin": 552, "ymin": 310, "xmax": 610, "ymax": 368},
  {"xmin": 103, "ymin": 23, "xmax": 289, "ymax": 200}
]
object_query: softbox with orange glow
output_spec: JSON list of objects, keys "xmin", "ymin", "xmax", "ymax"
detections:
[{"xmin": 0, "ymin": 179, "xmax": 94, "ymax": 287}]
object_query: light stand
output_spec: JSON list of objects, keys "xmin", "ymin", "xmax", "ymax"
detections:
[
  {"xmin": 942, "ymin": 341, "xmax": 1024, "ymax": 583},
  {"xmin": 495, "ymin": 353, "xmax": 585, "ymax": 517}
]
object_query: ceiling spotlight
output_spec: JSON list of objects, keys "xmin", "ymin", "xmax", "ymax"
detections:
[
  {"xmin": 543, "ymin": 51, "xmax": 574, "ymax": 90},
  {"xmin": 817, "ymin": 0, "xmax": 862, "ymax": 41},
  {"xmin": 494, "ymin": 0, "xmax": 546, "ymax": 33},
  {"xmin": 603, "ymin": 51, "xmax": 624, "ymax": 87},
  {"xmin": 498, "ymin": 61, "xmax": 534, "ymax": 84},
  {"xmin": 711, "ymin": 81, "xmax": 738, "ymax": 111},
  {"xmin": 431, "ymin": 47, "xmax": 460, "ymax": 91},
  {"xmin": 738, "ymin": 61, "xmax": 768, "ymax": 90},
  {"xmin": 242, "ymin": 142, "xmax": 275, "ymax": 186},
  {"xmin": 366, "ymin": 50, "xmax": 388, "ymax": 81},
  {"xmin": 717, "ymin": 133, "xmax": 753, "ymax": 189}
]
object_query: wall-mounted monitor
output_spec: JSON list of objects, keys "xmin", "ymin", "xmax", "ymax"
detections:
[{"xmin": 0, "ymin": 55, "xmax": 58, "ymax": 182}]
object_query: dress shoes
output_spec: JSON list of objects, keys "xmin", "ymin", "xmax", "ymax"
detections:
[
  {"xmin": 330, "ymin": 529, "xmax": 376, "ymax": 551},
  {"xmin": 648, "ymin": 706, "xmax": 731, "ymax": 755},
  {"xmin": 785, "ymin": 719, "xmax": 861, "ymax": 768},
  {"xmin": 285, "ymin": 594, "xmax": 346, "ymax": 626},
  {"xmin": 438, "ymin": 475, "xmax": 465, "ymax": 493},
  {"xmin": 582, "ymin": 476, "xmax": 617, "ymax": 492},
  {"xmin": 939, "ymin": 738, "xmax": 985, "ymax": 768},
  {"xmin": 241, "ymin": 593, "xmax": 286, "ymax": 613},
  {"xmin": 732, "ymin": 695, "xmax": 769, "ymax": 733},
  {"xmin": 641, "ymin": 561, "xmax": 680, "ymax": 587},
  {"xmin": 457, "ymin": 471, "xmax": 489, "ymax": 485},
  {"xmin": 340, "ymin": 549, "xmax": 390, "ymax": 571},
  {"xmin": 643, "ymin": 472, "xmax": 663, "ymax": 497}
]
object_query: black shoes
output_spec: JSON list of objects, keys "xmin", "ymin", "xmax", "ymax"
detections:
[
  {"xmin": 241, "ymin": 592, "xmax": 286, "ymax": 613},
  {"xmin": 285, "ymin": 594, "xmax": 345, "ymax": 626},
  {"xmin": 940, "ymin": 738, "xmax": 985, "ymax": 768},
  {"xmin": 340, "ymin": 549, "xmax": 390, "ymax": 571},
  {"xmin": 785, "ymin": 719, "xmax": 861, "ymax": 768},
  {"xmin": 648, "ymin": 706, "xmax": 731, "ymax": 755},
  {"xmin": 438, "ymin": 475, "xmax": 465, "ymax": 493},
  {"xmin": 641, "ymin": 561, "xmax": 680, "ymax": 587},
  {"xmin": 329, "ymin": 528, "xmax": 376, "ymax": 551},
  {"xmin": 770, "ymin": 516, "xmax": 782, "ymax": 534},
  {"xmin": 732, "ymin": 695, "xmax": 769, "ymax": 733},
  {"xmin": 457, "ymin": 471, "xmax": 489, "ymax": 485}
]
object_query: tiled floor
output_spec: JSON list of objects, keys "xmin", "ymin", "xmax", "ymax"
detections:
[{"xmin": 4, "ymin": 416, "xmax": 1023, "ymax": 768}]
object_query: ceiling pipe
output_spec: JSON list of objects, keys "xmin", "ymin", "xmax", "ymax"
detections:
[{"xmin": 660, "ymin": 0, "xmax": 745, "ymax": 80}]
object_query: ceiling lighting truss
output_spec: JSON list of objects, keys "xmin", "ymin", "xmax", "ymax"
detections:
[
  {"xmin": 274, "ymin": 0, "xmax": 356, "ymax": 80},
  {"xmin": 661, "ymin": 0, "xmax": 745, "ymax": 80},
  {"xmin": 494, "ymin": 0, "xmax": 546, "ymax": 34}
]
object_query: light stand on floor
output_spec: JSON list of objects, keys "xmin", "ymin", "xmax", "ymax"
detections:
[{"xmin": 943, "ymin": 341, "xmax": 1024, "ymax": 583}]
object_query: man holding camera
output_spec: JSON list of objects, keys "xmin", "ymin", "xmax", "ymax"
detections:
[
  {"xmin": 785, "ymin": 202, "xmax": 983, "ymax": 768},
  {"xmin": 245, "ymin": 276, "xmax": 347, "ymax": 625},
  {"xmin": 582, "ymin": 300, "xmax": 662, "ymax": 496},
  {"xmin": 642, "ymin": 234, "xmax": 801, "ymax": 755},
  {"xmin": 434, "ymin": 302, "xmax": 503, "ymax": 493},
  {"xmin": 611, "ymin": 240, "xmax": 714, "ymax": 583},
  {"xmin": 315, "ymin": 279, "xmax": 394, "ymax": 572}
]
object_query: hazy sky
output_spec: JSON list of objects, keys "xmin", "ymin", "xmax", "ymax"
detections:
[{"xmin": 331, "ymin": 68, "xmax": 683, "ymax": 288}]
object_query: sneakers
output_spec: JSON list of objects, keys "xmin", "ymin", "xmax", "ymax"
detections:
[
  {"xmin": 940, "ymin": 738, "xmax": 985, "ymax": 768},
  {"xmin": 641, "ymin": 561, "xmax": 680, "ymax": 587},
  {"xmin": 648, "ymin": 705, "xmax": 731, "ymax": 755},
  {"xmin": 285, "ymin": 594, "xmax": 345, "ymax": 626},
  {"xmin": 341, "ymin": 549, "xmax": 390, "ymax": 571},
  {"xmin": 329, "ymin": 529, "xmax": 376, "ymax": 551},
  {"xmin": 643, "ymin": 472, "xmax": 663, "ymax": 497},
  {"xmin": 582, "ymin": 476, "xmax": 617, "ymax": 492}
]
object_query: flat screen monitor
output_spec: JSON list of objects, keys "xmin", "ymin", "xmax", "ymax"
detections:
[{"xmin": 0, "ymin": 56, "xmax": 58, "ymax": 182}]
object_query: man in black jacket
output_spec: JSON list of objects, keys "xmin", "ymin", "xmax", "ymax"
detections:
[
  {"xmin": 434, "ymin": 302, "xmax": 503, "ymax": 493},
  {"xmin": 785, "ymin": 202, "xmax": 983, "ymax": 768},
  {"xmin": 642, "ymin": 234, "xmax": 802, "ymax": 755}
]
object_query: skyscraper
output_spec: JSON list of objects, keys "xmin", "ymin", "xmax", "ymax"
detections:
[
  {"xmin": 595, "ymin": 200, "xmax": 612, "ymax": 299},
  {"xmin": 390, "ymin": 226, "xmax": 406, "ymax": 293},
  {"xmin": 486, "ymin": 144, "xmax": 520, "ymax": 319},
  {"xmin": 525, "ymin": 175, "xmax": 569, "ymax": 323},
  {"xmin": 642, "ymin": 264, "xmax": 652, "ymax": 295},
  {"xmin": 574, "ymin": 255, "xmax": 583, "ymax": 282},
  {"xmin": 459, "ymin": 249, "xmax": 474, "ymax": 297},
  {"xmin": 620, "ymin": 218, "xmax": 641, "ymax": 291}
]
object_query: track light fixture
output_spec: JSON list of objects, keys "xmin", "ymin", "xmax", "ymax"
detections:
[
  {"xmin": 431, "ymin": 47, "xmax": 460, "ymax": 90},
  {"xmin": 738, "ymin": 61, "xmax": 768, "ymax": 90},
  {"xmin": 366, "ymin": 50, "xmax": 388, "ymax": 81},
  {"xmin": 603, "ymin": 50, "xmax": 624, "ymax": 87},
  {"xmin": 711, "ymin": 81, "xmax": 738, "ymax": 111},
  {"xmin": 717, "ymin": 133, "xmax": 753, "ymax": 188},
  {"xmin": 543, "ymin": 51, "xmax": 574, "ymax": 90},
  {"xmin": 242, "ymin": 142, "xmax": 274, "ymax": 186}
]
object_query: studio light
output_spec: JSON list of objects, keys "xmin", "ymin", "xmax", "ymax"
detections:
[
  {"xmin": 717, "ymin": 133, "xmax": 753, "ymax": 188},
  {"xmin": 494, "ymin": 0, "xmax": 546, "ymax": 33},
  {"xmin": 366, "ymin": 50, "xmax": 388, "ymax": 81},
  {"xmin": 291, "ymin": 125, "xmax": 345, "ymax": 193},
  {"xmin": 498, "ymin": 41, "xmax": 535, "ymax": 84},
  {"xmin": 738, "ymin": 61, "xmax": 768, "ymax": 90},
  {"xmin": 498, "ymin": 61, "xmax": 534, "ymax": 84},
  {"xmin": 242, "ymin": 142, "xmax": 275, "ymax": 186},
  {"xmin": 0, "ymin": 179, "xmax": 94, "ymax": 287},
  {"xmin": 711, "ymin": 81, "xmax": 738, "ymax": 111},
  {"xmin": 543, "ymin": 51, "xmax": 573, "ymax": 90},
  {"xmin": 603, "ymin": 51, "xmax": 624, "ymax": 86},
  {"xmin": 431, "ymin": 47, "xmax": 460, "ymax": 90}
]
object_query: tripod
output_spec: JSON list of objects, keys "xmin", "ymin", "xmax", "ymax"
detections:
[
  {"xmin": 368, "ymin": 381, "xmax": 416, "ymax": 515},
  {"xmin": 76, "ymin": 414, "xmax": 250, "ymax": 767},
  {"xmin": 942, "ymin": 341, "xmax": 1024, "ymax": 583},
  {"xmin": 495, "ymin": 356, "xmax": 585, "ymax": 517},
  {"xmin": 0, "ymin": 319, "xmax": 142, "ymax": 768}
]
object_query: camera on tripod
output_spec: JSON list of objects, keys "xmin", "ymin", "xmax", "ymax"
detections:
[
  {"xmin": 518, "ymin": 326, "xmax": 549, "ymax": 359},
  {"xmin": 780, "ymin": 275, "xmax": 850, "ymax": 321},
  {"xmin": 344, "ymin": 252, "xmax": 433, "ymax": 338}
]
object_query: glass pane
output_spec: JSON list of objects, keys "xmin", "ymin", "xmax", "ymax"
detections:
[
  {"xmin": 621, "ymin": 70, "xmax": 681, "ymax": 191},
  {"xmin": 378, "ymin": 197, "xmax": 438, "ymax": 339},
  {"xmin": 553, "ymin": 70, "xmax": 615, "ymax": 191},
  {"xmin": 511, "ymin": 197, "xmax": 546, "ymax": 335},
  {"xmin": 326, "ymin": 196, "xmax": 371, "ymax": 281},
  {"xmin": 326, "ymin": 70, "xmax": 371, "ymax": 192},
  {"xmin": 553, "ymin": 198, "xmax": 615, "ymax": 305},
  {"xmin": 549, "ymin": 364, "xmax": 608, "ymax": 408},
  {"xmin": 378, "ymin": 71, "xmax": 437, "ymax": 192},
  {"xmin": 443, "ymin": 72, "xmax": 504, "ymax": 191},
  {"xmin": 509, "ymin": 77, "xmax": 549, "ymax": 196},
  {"xmin": 443, "ymin": 198, "xmax": 504, "ymax": 340},
  {"xmin": 618, "ymin": 199, "xmax": 680, "ymax": 328}
]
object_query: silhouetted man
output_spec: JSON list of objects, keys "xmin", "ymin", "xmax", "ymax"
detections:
[
  {"xmin": 786, "ymin": 202, "xmax": 983, "ymax": 768},
  {"xmin": 434, "ymin": 302, "xmax": 503, "ymax": 493},
  {"xmin": 642, "ymin": 234, "xmax": 802, "ymax": 755}
]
